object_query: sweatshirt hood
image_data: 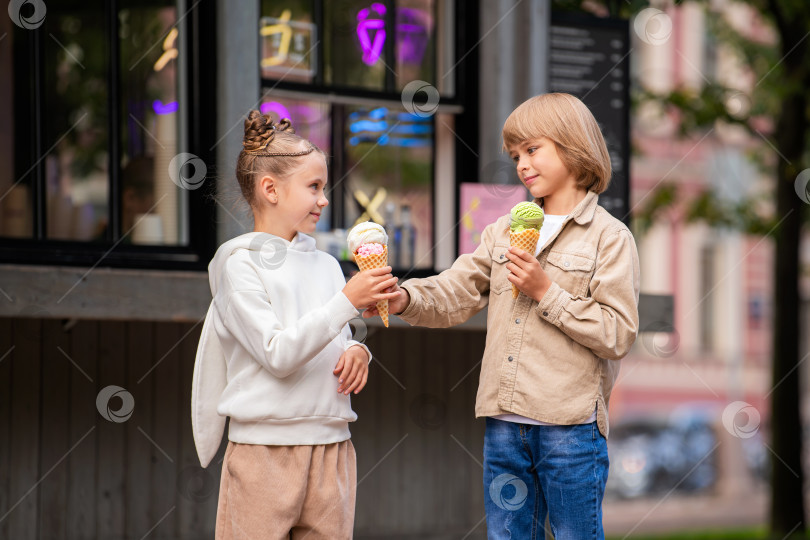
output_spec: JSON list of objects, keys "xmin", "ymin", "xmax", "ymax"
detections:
[{"xmin": 208, "ymin": 231, "xmax": 317, "ymax": 295}]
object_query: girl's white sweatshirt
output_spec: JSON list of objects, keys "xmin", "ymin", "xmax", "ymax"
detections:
[{"xmin": 191, "ymin": 231, "xmax": 370, "ymax": 468}]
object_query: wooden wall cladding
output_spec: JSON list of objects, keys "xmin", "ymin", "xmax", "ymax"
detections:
[{"xmin": 0, "ymin": 318, "xmax": 488, "ymax": 539}]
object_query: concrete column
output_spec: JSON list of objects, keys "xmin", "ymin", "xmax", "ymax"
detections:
[
  {"xmin": 478, "ymin": 0, "xmax": 550, "ymax": 178},
  {"xmin": 216, "ymin": 1, "xmax": 260, "ymax": 244}
]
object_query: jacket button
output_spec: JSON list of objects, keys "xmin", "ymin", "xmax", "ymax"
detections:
[
  {"xmin": 515, "ymin": 318, "xmax": 520, "ymax": 324},
  {"xmin": 508, "ymin": 356, "xmax": 513, "ymax": 362},
  {"xmin": 542, "ymin": 311, "xmax": 548, "ymax": 316},
  {"xmin": 564, "ymin": 261, "xmax": 570, "ymax": 267},
  {"xmin": 500, "ymin": 254, "xmax": 504, "ymax": 259}
]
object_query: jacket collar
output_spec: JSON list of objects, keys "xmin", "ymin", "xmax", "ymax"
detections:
[{"xmin": 533, "ymin": 191, "xmax": 599, "ymax": 226}]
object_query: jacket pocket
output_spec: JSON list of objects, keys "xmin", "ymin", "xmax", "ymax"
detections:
[
  {"xmin": 490, "ymin": 245, "xmax": 511, "ymax": 294},
  {"xmin": 545, "ymin": 250, "xmax": 595, "ymax": 296}
]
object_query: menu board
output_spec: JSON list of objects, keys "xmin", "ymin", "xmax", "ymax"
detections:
[{"xmin": 549, "ymin": 15, "xmax": 630, "ymax": 225}]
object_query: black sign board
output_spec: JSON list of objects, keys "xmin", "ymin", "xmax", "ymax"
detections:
[{"xmin": 549, "ymin": 14, "xmax": 631, "ymax": 226}]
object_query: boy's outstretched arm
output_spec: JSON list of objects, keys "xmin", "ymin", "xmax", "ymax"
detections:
[{"xmin": 374, "ymin": 221, "xmax": 503, "ymax": 328}]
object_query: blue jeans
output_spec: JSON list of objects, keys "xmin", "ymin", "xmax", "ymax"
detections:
[{"xmin": 483, "ymin": 418, "xmax": 609, "ymax": 540}]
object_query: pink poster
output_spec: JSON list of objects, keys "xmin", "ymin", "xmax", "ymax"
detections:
[{"xmin": 458, "ymin": 183, "xmax": 528, "ymax": 255}]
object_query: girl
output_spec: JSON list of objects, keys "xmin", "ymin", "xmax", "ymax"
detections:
[
  {"xmin": 192, "ymin": 111, "xmax": 398, "ymax": 539},
  {"xmin": 366, "ymin": 93, "xmax": 640, "ymax": 539}
]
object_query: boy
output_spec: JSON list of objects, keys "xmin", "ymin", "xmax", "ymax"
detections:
[{"xmin": 367, "ymin": 93, "xmax": 640, "ymax": 539}]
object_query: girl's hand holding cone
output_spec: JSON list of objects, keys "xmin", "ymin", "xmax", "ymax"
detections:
[{"xmin": 342, "ymin": 267, "xmax": 399, "ymax": 311}]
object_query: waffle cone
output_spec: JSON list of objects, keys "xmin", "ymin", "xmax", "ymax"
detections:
[
  {"xmin": 509, "ymin": 229, "xmax": 540, "ymax": 298},
  {"xmin": 355, "ymin": 245, "xmax": 389, "ymax": 327}
]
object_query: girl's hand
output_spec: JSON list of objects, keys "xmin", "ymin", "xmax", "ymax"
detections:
[
  {"xmin": 334, "ymin": 345, "xmax": 369, "ymax": 395},
  {"xmin": 505, "ymin": 247, "xmax": 552, "ymax": 302},
  {"xmin": 343, "ymin": 266, "xmax": 400, "ymax": 309},
  {"xmin": 363, "ymin": 283, "xmax": 410, "ymax": 317}
]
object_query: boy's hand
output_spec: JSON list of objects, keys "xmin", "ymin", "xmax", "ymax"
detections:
[
  {"xmin": 343, "ymin": 266, "xmax": 400, "ymax": 309},
  {"xmin": 334, "ymin": 345, "xmax": 369, "ymax": 395},
  {"xmin": 505, "ymin": 247, "xmax": 552, "ymax": 302},
  {"xmin": 363, "ymin": 283, "xmax": 410, "ymax": 317}
]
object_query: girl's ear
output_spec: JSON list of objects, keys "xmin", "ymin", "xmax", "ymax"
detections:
[{"xmin": 257, "ymin": 174, "xmax": 279, "ymax": 204}]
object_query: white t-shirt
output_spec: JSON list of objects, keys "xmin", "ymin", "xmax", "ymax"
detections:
[{"xmin": 494, "ymin": 213, "xmax": 598, "ymax": 427}]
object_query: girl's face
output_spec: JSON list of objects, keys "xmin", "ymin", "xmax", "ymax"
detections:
[
  {"xmin": 509, "ymin": 137, "xmax": 576, "ymax": 201},
  {"xmin": 274, "ymin": 153, "xmax": 329, "ymax": 237}
]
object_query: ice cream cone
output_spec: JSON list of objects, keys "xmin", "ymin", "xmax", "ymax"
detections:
[
  {"xmin": 509, "ymin": 229, "xmax": 540, "ymax": 298},
  {"xmin": 355, "ymin": 245, "xmax": 389, "ymax": 327}
]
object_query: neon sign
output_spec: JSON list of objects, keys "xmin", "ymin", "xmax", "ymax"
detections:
[
  {"xmin": 348, "ymin": 107, "xmax": 432, "ymax": 148},
  {"xmin": 152, "ymin": 100, "xmax": 178, "ymax": 115},
  {"xmin": 356, "ymin": 3, "xmax": 387, "ymax": 66},
  {"xmin": 153, "ymin": 27, "xmax": 178, "ymax": 72},
  {"xmin": 355, "ymin": 4, "xmax": 432, "ymax": 67},
  {"xmin": 396, "ymin": 8, "xmax": 432, "ymax": 65},
  {"xmin": 260, "ymin": 11, "xmax": 317, "ymax": 77},
  {"xmin": 260, "ymin": 101, "xmax": 292, "ymax": 121}
]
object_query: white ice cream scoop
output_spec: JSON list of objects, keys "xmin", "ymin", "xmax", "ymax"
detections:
[{"xmin": 347, "ymin": 221, "xmax": 388, "ymax": 253}]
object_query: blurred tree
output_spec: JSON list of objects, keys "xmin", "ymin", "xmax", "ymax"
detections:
[{"xmin": 555, "ymin": 0, "xmax": 809, "ymax": 536}]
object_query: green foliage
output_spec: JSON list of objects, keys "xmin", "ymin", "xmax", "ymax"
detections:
[
  {"xmin": 633, "ymin": 183, "xmax": 677, "ymax": 236},
  {"xmin": 627, "ymin": 0, "xmax": 810, "ymax": 236}
]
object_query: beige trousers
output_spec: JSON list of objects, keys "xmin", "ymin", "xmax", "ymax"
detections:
[{"xmin": 215, "ymin": 440, "xmax": 357, "ymax": 540}]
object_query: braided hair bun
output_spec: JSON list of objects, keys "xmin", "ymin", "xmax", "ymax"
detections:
[{"xmin": 242, "ymin": 111, "xmax": 295, "ymax": 154}]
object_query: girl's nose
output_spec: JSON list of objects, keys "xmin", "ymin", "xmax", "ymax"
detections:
[{"xmin": 318, "ymin": 195, "xmax": 329, "ymax": 207}]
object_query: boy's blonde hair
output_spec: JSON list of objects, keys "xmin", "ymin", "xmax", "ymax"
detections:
[{"xmin": 502, "ymin": 93, "xmax": 611, "ymax": 194}]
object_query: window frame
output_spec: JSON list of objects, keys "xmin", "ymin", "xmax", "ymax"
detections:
[
  {"xmin": 259, "ymin": 0, "xmax": 479, "ymax": 276},
  {"xmin": 0, "ymin": 0, "xmax": 218, "ymax": 271}
]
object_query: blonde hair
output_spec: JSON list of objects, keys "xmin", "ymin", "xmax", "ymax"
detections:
[
  {"xmin": 236, "ymin": 110, "xmax": 326, "ymax": 207},
  {"xmin": 502, "ymin": 93, "xmax": 611, "ymax": 194}
]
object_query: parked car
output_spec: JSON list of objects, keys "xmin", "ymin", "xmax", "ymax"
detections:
[{"xmin": 606, "ymin": 407, "xmax": 719, "ymax": 499}]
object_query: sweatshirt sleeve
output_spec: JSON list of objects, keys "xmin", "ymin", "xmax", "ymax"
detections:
[
  {"xmin": 535, "ymin": 227, "xmax": 640, "ymax": 360},
  {"xmin": 343, "ymin": 336, "xmax": 372, "ymax": 363},
  {"xmin": 219, "ymin": 258, "xmax": 360, "ymax": 379},
  {"xmin": 397, "ymin": 219, "xmax": 498, "ymax": 328}
]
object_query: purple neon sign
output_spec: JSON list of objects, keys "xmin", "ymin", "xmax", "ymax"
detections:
[
  {"xmin": 260, "ymin": 101, "xmax": 292, "ymax": 121},
  {"xmin": 153, "ymin": 99, "xmax": 179, "ymax": 115},
  {"xmin": 356, "ymin": 3, "xmax": 386, "ymax": 66},
  {"xmin": 355, "ymin": 4, "xmax": 432, "ymax": 67}
]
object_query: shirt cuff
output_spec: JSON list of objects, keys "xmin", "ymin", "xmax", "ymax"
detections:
[
  {"xmin": 345, "ymin": 340, "xmax": 372, "ymax": 363},
  {"xmin": 535, "ymin": 281, "xmax": 568, "ymax": 325},
  {"xmin": 398, "ymin": 283, "xmax": 421, "ymax": 324}
]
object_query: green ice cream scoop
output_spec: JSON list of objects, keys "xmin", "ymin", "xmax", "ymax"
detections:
[{"xmin": 509, "ymin": 201, "xmax": 544, "ymax": 232}]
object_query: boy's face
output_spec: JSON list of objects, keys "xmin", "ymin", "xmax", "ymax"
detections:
[{"xmin": 508, "ymin": 137, "xmax": 576, "ymax": 202}]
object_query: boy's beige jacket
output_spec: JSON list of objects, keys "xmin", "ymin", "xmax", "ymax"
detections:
[{"xmin": 399, "ymin": 192, "xmax": 640, "ymax": 437}]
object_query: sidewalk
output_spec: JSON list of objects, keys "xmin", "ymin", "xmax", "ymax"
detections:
[{"xmin": 603, "ymin": 487, "xmax": 768, "ymax": 537}]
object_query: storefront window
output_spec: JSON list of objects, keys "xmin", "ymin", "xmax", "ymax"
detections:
[
  {"xmin": 324, "ymin": 0, "xmax": 387, "ymax": 90},
  {"xmin": 258, "ymin": 0, "xmax": 465, "ymax": 273},
  {"xmin": 1, "ymin": 0, "xmax": 216, "ymax": 268},
  {"xmin": 259, "ymin": 96, "xmax": 331, "ymax": 154},
  {"xmin": 119, "ymin": 1, "xmax": 185, "ymax": 245},
  {"xmin": 343, "ymin": 106, "xmax": 433, "ymax": 269},
  {"xmin": 395, "ymin": 0, "xmax": 435, "ymax": 90},
  {"xmin": 260, "ymin": 0, "xmax": 317, "ymax": 84},
  {"xmin": 42, "ymin": 2, "xmax": 109, "ymax": 241},
  {"xmin": 0, "ymin": 13, "xmax": 30, "ymax": 238}
]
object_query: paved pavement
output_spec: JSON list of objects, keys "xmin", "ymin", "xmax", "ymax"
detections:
[{"xmin": 603, "ymin": 487, "xmax": 768, "ymax": 537}]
